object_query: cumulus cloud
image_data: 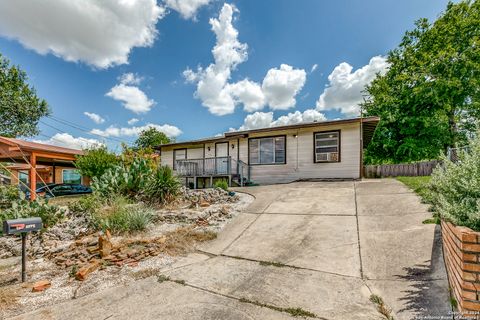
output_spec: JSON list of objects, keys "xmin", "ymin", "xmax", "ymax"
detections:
[
  {"xmin": 127, "ymin": 118, "xmax": 140, "ymax": 125},
  {"xmin": 262, "ymin": 64, "xmax": 306, "ymax": 110},
  {"xmin": 91, "ymin": 123, "xmax": 182, "ymax": 138},
  {"xmin": 316, "ymin": 56, "xmax": 389, "ymax": 116},
  {"xmin": 234, "ymin": 109, "xmax": 326, "ymax": 131},
  {"xmin": 84, "ymin": 112, "xmax": 105, "ymax": 124},
  {"xmin": 33, "ymin": 133, "xmax": 103, "ymax": 150},
  {"xmin": 164, "ymin": 0, "xmax": 211, "ymax": 19},
  {"xmin": 184, "ymin": 4, "xmax": 306, "ymax": 116},
  {"xmin": 0, "ymin": 0, "xmax": 165, "ymax": 69},
  {"xmin": 106, "ymin": 73, "xmax": 155, "ymax": 114}
]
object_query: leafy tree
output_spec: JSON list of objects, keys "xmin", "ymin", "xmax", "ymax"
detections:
[
  {"xmin": 364, "ymin": 0, "xmax": 480, "ymax": 164},
  {"xmin": 0, "ymin": 53, "xmax": 49, "ymax": 137},
  {"xmin": 75, "ymin": 146, "xmax": 119, "ymax": 179},
  {"xmin": 134, "ymin": 127, "xmax": 171, "ymax": 150}
]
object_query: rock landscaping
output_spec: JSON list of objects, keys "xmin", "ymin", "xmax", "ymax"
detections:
[{"xmin": 0, "ymin": 187, "xmax": 252, "ymax": 318}]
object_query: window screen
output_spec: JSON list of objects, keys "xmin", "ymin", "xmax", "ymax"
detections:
[
  {"xmin": 314, "ymin": 131, "xmax": 340, "ymax": 162},
  {"xmin": 249, "ymin": 136, "xmax": 286, "ymax": 165}
]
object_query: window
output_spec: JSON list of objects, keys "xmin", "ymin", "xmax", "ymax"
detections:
[
  {"xmin": 249, "ymin": 136, "xmax": 286, "ymax": 165},
  {"xmin": 173, "ymin": 149, "xmax": 187, "ymax": 170},
  {"xmin": 314, "ymin": 131, "xmax": 340, "ymax": 163},
  {"xmin": 19, "ymin": 171, "xmax": 28, "ymax": 185},
  {"xmin": 62, "ymin": 169, "xmax": 82, "ymax": 184}
]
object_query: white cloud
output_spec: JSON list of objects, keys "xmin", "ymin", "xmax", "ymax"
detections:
[
  {"xmin": 106, "ymin": 73, "xmax": 155, "ymax": 114},
  {"xmin": 316, "ymin": 56, "xmax": 389, "ymax": 116},
  {"xmin": 227, "ymin": 79, "xmax": 265, "ymax": 112},
  {"xmin": 262, "ymin": 64, "xmax": 306, "ymax": 110},
  {"xmin": 33, "ymin": 133, "xmax": 103, "ymax": 150},
  {"xmin": 234, "ymin": 109, "xmax": 326, "ymax": 131},
  {"xmin": 164, "ymin": 0, "xmax": 211, "ymax": 19},
  {"xmin": 184, "ymin": 4, "xmax": 306, "ymax": 115},
  {"xmin": 91, "ymin": 123, "xmax": 182, "ymax": 138},
  {"xmin": 119, "ymin": 73, "xmax": 143, "ymax": 85},
  {"xmin": 127, "ymin": 118, "xmax": 140, "ymax": 125},
  {"xmin": 0, "ymin": 0, "xmax": 165, "ymax": 69},
  {"xmin": 84, "ymin": 112, "xmax": 105, "ymax": 124},
  {"xmin": 311, "ymin": 64, "xmax": 318, "ymax": 73}
]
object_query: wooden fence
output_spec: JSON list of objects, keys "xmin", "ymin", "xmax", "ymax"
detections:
[{"xmin": 363, "ymin": 160, "xmax": 441, "ymax": 178}]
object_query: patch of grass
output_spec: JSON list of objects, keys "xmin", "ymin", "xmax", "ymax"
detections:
[
  {"xmin": 422, "ymin": 217, "xmax": 440, "ymax": 225},
  {"xmin": 157, "ymin": 274, "xmax": 170, "ymax": 283},
  {"xmin": 450, "ymin": 296, "xmax": 458, "ymax": 309},
  {"xmin": 259, "ymin": 261, "xmax": 289, "ymax": 268},
  {"xmin": 69, "ymin": 265, "xmax": 79, "ymax": 278},
  {"xmin": 239, "ymin": 298, "xmax": 317, "ymax": 318},
  {"xmin": 370, "ymin": 294, "xmax": 394, "ymax": 320},
  {"xmin": 396, "ymin": 176, "xmax": 432, "ymax": 203},
  {"xmin": 214, "ymin": 179, "xmax": 229, "ymax": 191},
  {"xmin": 172, "ymin": 279, "xmax": 186, "ymax": 285}
]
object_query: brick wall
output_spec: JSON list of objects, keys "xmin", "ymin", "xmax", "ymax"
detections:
[{"xmin": 442, "ymin": 220, "xmax": 480, "ymax": 313}]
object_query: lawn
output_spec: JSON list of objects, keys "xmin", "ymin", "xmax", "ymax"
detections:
[{"xmin": 396, "ymin": 176, "xmax": 431, "ymax": 201}]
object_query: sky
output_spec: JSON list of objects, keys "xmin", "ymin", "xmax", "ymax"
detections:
[{"xmin": 0, "ymin": 0, "xmax": 453, "ymax": 151}]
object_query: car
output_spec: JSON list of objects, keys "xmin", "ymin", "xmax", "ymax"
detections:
[{"xmin": 25, "ymin": 183, "xmax": 92, "ymax": 199}]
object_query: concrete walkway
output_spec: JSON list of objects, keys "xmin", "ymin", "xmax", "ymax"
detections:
[{"xmin": 12, "ymin": 179, "xmax": 450, "ymax": 320}]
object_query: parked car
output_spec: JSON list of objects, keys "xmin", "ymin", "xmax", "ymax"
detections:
[{"xmin": 25, "ymin": 183, "xmax": 92, "ymax": 199}]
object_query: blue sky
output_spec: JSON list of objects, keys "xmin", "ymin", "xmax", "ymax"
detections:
[{"xmin": 0, "ymin": 0, "xmax": 453, "ymax": 150}]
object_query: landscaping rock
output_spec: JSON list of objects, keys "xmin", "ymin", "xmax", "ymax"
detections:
[
  {"xmin": 32, "ymin": 280, "xmax": 51, "ymax": 292},
  {"xmin": 75, "ymin": 261, "xmax": 100, "ymax": 281}
]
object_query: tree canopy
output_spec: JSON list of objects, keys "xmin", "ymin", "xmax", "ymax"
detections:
[
  {"xmin": 0, "ymin": 53, "xmax": 49, "ymax": 137},
  {"xmin": 134, "ymin": 127, "xmax": 172, "ymax": 150},
  {"xmin": 364, "ymin": 0, "xmax": 480, "ymax": 164},
  {"xmin": 75, "ymin": 146, "xmax": 119, "ymax": 179}
]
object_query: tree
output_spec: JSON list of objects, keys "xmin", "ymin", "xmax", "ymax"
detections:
[
  {"xmin": 134, "ymin": 127, "xmax": 172, "ymax": 150},
  {"xmin": 364, "ymin": 0, "xmax": 480, "ymax": 164},
  {"xmin": 0, "ymin": 53, "xmax": 49, "ymax": 137},
  {"xmin": 75, "ymin": 146, "xmax": 119, "ymax": 179}
]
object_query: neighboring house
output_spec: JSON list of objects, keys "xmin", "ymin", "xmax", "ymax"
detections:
[
  {"xmin": 156, "ymin": 116, "xmax": 380, "ymax": 187},
  {"xmin": 0, "ymin": 136, "xmax": 88, "ymax": 199}
]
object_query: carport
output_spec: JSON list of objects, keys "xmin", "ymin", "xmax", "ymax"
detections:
[{"xmin": 0, "ymin": 136, "xmax": 83, "ymax": 200}]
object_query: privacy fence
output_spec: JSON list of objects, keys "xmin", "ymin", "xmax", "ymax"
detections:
[{"xmin": 363, "ymin": 160, "xmax": 441, "ymax": 178}]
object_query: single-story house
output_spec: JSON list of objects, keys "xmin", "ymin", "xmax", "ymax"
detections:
[
  {"xmin": 156, "ymin": 116, "xmax": 379, "ymax": 187},
  {"xmin": 0, "ymin": 136, "xmax": 88, "ymax": 199}
]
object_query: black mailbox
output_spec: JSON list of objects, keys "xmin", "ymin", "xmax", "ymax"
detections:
[{"xmin": 3, "ymin": 217, "xmax": 42, "ymax": 235}]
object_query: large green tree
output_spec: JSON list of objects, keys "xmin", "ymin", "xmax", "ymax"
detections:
[
  {"xmin": 0, "ymin": 53, "xmax": 49, "ymax": 137},
  {"xmin": 364, "ymin": 0, "xmax": 480, "ymax": 164},
  {"xmin": 134, "ymin": 127, "xmax": 172, "ymax": 150},
  {"xmin": 75, "ymin": 146, "xmax": 119, "ymax": 179}
]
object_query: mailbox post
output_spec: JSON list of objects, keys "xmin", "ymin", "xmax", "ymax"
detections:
[{"xmin": 3, "ymin": 217, "xmax": 43, "ymax": 282}]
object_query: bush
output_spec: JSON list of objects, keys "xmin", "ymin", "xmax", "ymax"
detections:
[
  {"xmin": 0, "ymin": 199, "xmax": 65, "ymax": 230},
  {"xmin": 214, "ymin": 179, "xmax": 229, "ymax": 191},
  {"xmin": 0, "ymin": 185, "xmax": 20, "ymax": 209},
  {"xmin": 145, "ymin": 165, "xmax": 180, "ymax": 204},
  {"xmin": 429, "ymin": 135, "xmax": 480, "ymax": 230},
  {"xmin": 68, "ymin": 193, "xmax": 102, "ymax": 215},
  {"xmin": 89, "ymin": 196, "xmax": 154, "ymax": 233},
  {"xmin": 75, "ymin": 146, "xmax": 119, "ymax": 180}
]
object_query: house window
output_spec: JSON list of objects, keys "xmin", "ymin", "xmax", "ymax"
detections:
[
  {"xmin": 19, "ymin": 171, "xmax": 29, "ymax": 185},
  {"xmin": 173, "ymin": 149, "xmax": 187, "ymax": 170},
  {"xmin": 314, "ymin": 131, "xmax": 340, "ymax": 163},
  {"xmin": 62, "ymin": 169, "xmax": 82, "ymax": 184},
  {"xmin": 249, "ymin": 136, "xmax": 286, "ymax": 165}
]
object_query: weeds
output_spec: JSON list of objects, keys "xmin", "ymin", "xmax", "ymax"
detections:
[
  {"xmin": 214, "ymin": 179, "xmax": 229, "ymax": 191},
  {"xmin": 259, "ymin": 261, "xmax": 289, "ymax": 268},
  {"xmin": 370, "ymin": 294, "xmax": 394, "ymax": 320},
  {"xmin": 239, "ymin": 298, "xmax": 317, "ymax": 318}
]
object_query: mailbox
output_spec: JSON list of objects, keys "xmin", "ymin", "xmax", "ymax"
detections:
[{"xmin": 3, "ymin": 217, "xmax": 43, "ymax": 235}]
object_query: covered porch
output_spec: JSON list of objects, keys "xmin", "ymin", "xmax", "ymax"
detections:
[{"xmin": 0, "ymin": 136, "xmax": 84, "ymax": 200}]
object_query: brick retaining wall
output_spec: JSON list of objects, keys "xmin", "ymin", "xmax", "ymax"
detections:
[{"xmin": 442, "ymin": 220, "xmax": 480, "ymax": 314}]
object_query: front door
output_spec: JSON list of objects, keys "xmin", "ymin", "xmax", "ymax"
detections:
[{"xmin": 215, "ymin": 142, "xmax": 229, "ymax": 174}]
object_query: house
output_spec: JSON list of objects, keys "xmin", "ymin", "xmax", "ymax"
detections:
[
  {"xmin": 0, "ymin": 136, "xmax": 89, "ymax": 199},
  {"xmin": 156, "ymin": 116, "xmax": 380, "ymax": 187}
]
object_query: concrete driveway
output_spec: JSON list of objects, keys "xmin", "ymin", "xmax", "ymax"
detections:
[{"xmin": 12, "ymin": 179, "xmax": 450, "ymax": 320}]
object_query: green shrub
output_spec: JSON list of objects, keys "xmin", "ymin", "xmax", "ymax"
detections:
[
  {"xmin": 68, "ymin": 193, "xmax": 102, "ymax": 215},
  {"xmin": 0, "ymin": 185, "xmax": 20, "ymax": 209},
  {"xmin": 214, "ymin": 179, "xmax": 229, "ymax": 191},
  {"xmin": 0, "ymin": 199, "xmax": 65, "ymax": 230},
  {"xmin": 429, "ymin": 135, "xmax": 480, "ymax": 230},
  {"xmin": 145, "ymin": 165, "xmax": 180, "ymax": 204},
  {"xmin": 92, "ymin": 157, "xmax": 153, "ymax": 198},
  {"xmin": 75, "ymin": 146, "xmax": 119, "ymax": 180},
  {"xmin": 89, "ymin": 196, "xmax": 154, "ymax": 233}
]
